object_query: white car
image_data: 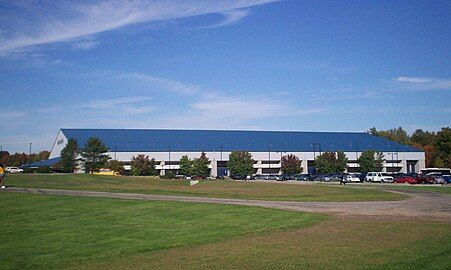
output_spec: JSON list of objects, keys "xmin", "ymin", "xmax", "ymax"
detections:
[
  {"xmin": 5, "ymin": 167, "xmax": 24, "ymax": 173},
  {"xmin": 344, "ymin": 174, "xmax": 360, "ymax": 183},
  {"xmin": 365, "ymin": 172, "xmax": 394, "ymax": 183}
]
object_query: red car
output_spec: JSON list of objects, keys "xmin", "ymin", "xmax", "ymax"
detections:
[
  {"xmin": 394, "ymin": 176, "xmax": 417, "ymax": 185},
  {"xmin": 415, "ymin": 175, "xmax": 435, "ymax": 184}
]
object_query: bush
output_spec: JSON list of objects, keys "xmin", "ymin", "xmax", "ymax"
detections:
[
  {"xmin": 23, "ymin": 168, "xmax": 36, "ymax": 174},
  {"xmin": 36, "ymin": 166, "xmax": 52, "ymax": 173},
  {"xmin": 159, "ymin": 171, "xmax": 175, "ymax": 179}
]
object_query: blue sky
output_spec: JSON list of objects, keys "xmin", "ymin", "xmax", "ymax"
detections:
[{"xmin": 0, "ymin": 0, "xmax": 450, "ymax": 153}]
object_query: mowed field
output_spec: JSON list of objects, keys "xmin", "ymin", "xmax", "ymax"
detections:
[
  {"xmin": 5, "ymin": 174, "xmax": 407, "ymax": 202},
  {"xmin": 0, "ymin": 192, "xmax": 450, "ymax": 270}
]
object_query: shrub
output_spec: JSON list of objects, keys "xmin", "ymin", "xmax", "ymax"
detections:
[{"xmin": 35, "ymin": 166, "xmax": 51, "ymax": 173}]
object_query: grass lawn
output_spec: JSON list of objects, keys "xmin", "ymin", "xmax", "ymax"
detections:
[
  {"xmin": 5, "ymin": 174, "xmax": 407, "ymax": 202},
  {"xmin": 78, "ymin": 217, "xmax": 451, "ymax": 270},
  {"xmin": 0, "ymin": 192, "xmax": 325, "ymax": 270},
  {"xmin": 1, "ymin": 192, "xmax": 449, "ymax": 270}
]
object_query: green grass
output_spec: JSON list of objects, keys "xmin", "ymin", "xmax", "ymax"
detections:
[
  {"xmin": 5, "ymin": 173, "xmax": 407, "ymax": 202},
  {"xmin": 79, "ymin": 217, "xmax": 451, "ymax": 270},
  {"xmin": 0, "ymin": 192, "xmax": 325, "ymax": 270}
]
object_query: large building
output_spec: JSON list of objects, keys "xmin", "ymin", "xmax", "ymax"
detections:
[{"xmin": 48, "ymin": 129, "xmax": 425, "ymax": 175}]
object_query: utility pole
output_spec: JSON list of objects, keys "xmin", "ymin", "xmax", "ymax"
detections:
[
  {"xmin": 29, "ymin": 142, "xmax": 32, "ymax": 156},
  {"xmin": 268, "ymin": 144, "xmax": 271, "ymax": 171}
]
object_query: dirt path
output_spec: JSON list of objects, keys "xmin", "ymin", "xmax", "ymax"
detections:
[{"xmin": 4, "ymin": 187, "xmax": 451, "ymax": 221}]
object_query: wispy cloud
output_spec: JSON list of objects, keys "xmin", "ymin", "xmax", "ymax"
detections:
[
  {"xmin": 200, "ymin": 9, "xmax": 251, "ymax": 29},
  {"xmin": 0, "ymin": 111, "xmax": 27, "ymax": 119},
  {"xmin": 82, "ymin": 96, "xmax": 153, "ymax": 109},
  {"xmin": 395, "ymin": 76, "xmax": 451, "ymax": 90},
  {"xmin": 0, "ymin": 0, "xmax": 279, "ymax": 54},
  {"xmin": 72, "ymin": 40, "xmax": 100, "ymax": 50},
  {"xmin": 120, "ymin": 71, "xmax": 325, "ymax": 127}
]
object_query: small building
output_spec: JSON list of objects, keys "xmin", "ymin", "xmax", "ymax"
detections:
[{"xmin": 49, "ymin": 129, "xmax": 425, "ymax": 175}]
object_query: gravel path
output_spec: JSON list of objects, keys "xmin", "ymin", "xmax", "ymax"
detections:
[{"xmin": 3, "ymin": 187, "xmax": 451, "ymax": 221}]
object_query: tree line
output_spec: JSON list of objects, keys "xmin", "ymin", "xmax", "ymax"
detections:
[
  {"xmin": 0, "ymin": 151, "xmax": 50, "ymax": 167},
  {"xmin": 369, "ymin": 126, "xmax": 450, "ymax": 168}
]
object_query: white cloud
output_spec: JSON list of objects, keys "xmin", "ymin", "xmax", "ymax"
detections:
[
  {"xmin": 72, "ymin": 40, "xmax": 99, "ymax": 50},
  {"xmin": 395, "ymin": 76, "xmax": 451, "ymax": 90},
  {"xmin": 0, "ymin": 0, "xmax": 279, "ymax": 54},
  {"xmin": 0, "ymin": 111, "xmax": 27, "ymax": 119},
  {"xmin": 82, "ymin": 96, "xmax": 153, "ymax": 109},
  {"xmin": 200, "ymin": 9, "xmax": 251, "ymax": 29}
]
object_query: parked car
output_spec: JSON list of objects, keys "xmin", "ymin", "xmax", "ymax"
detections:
[
  {"xmin": 329, "ymin": 174, "xmax": 342, "ymax": 182},
  {"xmin": 294, "ymin": 174, "xmax": 309, "ymax": 181},
  {"xmin": 93, "ymin": 168, "xmax": 119, "ymax": 176},
  {"xmin": 315, "ymin": 174, "xmax": 331, "ymax": 182},
  {"xmin": 268, "ymin": 174, "xmax": 281, "ymax": 180},
  {"xmin": 394, "ymin": 176, "xmax": 417, "ymax": 184},
  {"xmin": 443, "ymin": 175, "xmax": 451, "ymax": 184},
  {"xmin": 432, "ymin": 176, "xmax": 446, "ymax": 185},
  {"xmin": 365, "ymin": 172, "xmax": 394, "ymax": 183},
  {"xmin": 343, "ymin": 174, "xmax": 360, "ymax": 183},
  {"xmin": 5, "ymin": 167, "xmax": 24, "ymax": 174},
  {"xmin": 280, "ymin": 174, "xmax": 295, "ymax": 181},
  {"xmin": 415, "ymin": 175, "xmax": 435, "ymax": 184}
]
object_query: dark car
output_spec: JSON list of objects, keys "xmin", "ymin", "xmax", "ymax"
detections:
[
  {"xmin": 443, "ymin": 175, "xmax": 451, "ymax": 184},
  {"xmin": 280, "ymin": 174, "xmax": 295, "ymax": 181},
  {"xmin": 415, "ymin": 175, "xmax": 435, "ymax": 184}
]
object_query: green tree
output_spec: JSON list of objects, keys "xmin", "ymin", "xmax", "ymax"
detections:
[
  {"xmin": 336, "ymin": 151, "xmax": 348, "ymax": 173},
  {"xmin": 315, "ymin": 152, "xmax": 347, "ymax": 173},
  {"xmin": 149, "ymin": 158, "xmax": 157, "ymax": 176},
  {"xmin": 435, "ymin": 127, "xmax": 450, "ymax": 168},
  {"xmin": 368, "ymin": 127, "xmax": 410, "ymax": 145},
  {"xmin": 315, "ymin": 152, "xmax": 335, "ymax": 173},
  {"xmin": 179, "ymin": 155, "xmax": 193, "ymax": 176},
  {"xmin": 107, "ymin": 160, "xmax": 124, "ymax": 175},
  {"xmin": 357, "ymin": 150, "xmax": 385, "ymax": 172},
  {"xmin": 192, "ymin": 152, "xmax": 210, "ymax": 178},
  {"xmin": 281, "ymin": 154, "xmax": 302, "ymax": 174},
  {"xmin": 80, "ymin": 137, "xmax": 110, "ymax": 173},
  {"xmin": 228, "ymin": 151, "xmax": 254, "ymax": 177},
  {"xmin": 59, "ymin": 138, "xmax": 79, "ymax": 173},
  {"xmin": 411, "ymin": 129, "xmax": 436, "ymax": 146},
  {"xmin": 130, "ymin": 154, "xmax": 152, "ymax": 176},
  {"xmin": 375, "ymin": 151, "xmax": 385, "ymax": 171}
]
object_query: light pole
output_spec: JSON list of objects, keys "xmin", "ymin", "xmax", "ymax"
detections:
[
  {"xmin": 114, "ymin": 145, "xmax": 117, "ymax": 160},
  {"xmin": 268, "ymin": 144, "xmax": 271, "ymax": 171},
  {"xmin": 168, "ymin": 146, "xmax": 171, "ymax": 171},
  {"xmin": 29, "ymin": 142, "xmax": 32, "ymax": 156}
]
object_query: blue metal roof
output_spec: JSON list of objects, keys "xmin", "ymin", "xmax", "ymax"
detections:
[
  {"xmin": 60, "ymin": 129, "xmax": 421, "ymax": 153},
  {"xmin": 22, "ymin": 157, "xmax": 61, "ymax": 168}
]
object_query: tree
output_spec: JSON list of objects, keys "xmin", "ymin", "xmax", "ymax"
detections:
[
  {"xmin": 192, "ymin": 152, "xmax": 210, "ymax": 177},
  {"xmin": 179, "ymin": 155, "xmax": 193, "ymax": 176},
  {"xmin": 315, "ymin": 152, "xmax": 347, "ymax": 173},
  {"xmin": 411, "ymin": 129, "xmax": 436, "ymax": 146},
  {"xmin": 59, "ymin": 138, "xmax": 79, "ymax": 173},
  {"xmin": 368, "ymin": 127, "xmax": 410, "ymax": 145},
  {"xmin": 375, "ymin": 151, "xmax": 385, "ymax": 171},
  {"xmin": 107, "ymin": 160, "xmax": 125, "ymax": 175},
  {"xmin": 0, "ymin": 151, "xmax": 10, "ymax": 166},
  {"xmin": 228, "ymin": 151, "xmax": 254, "ymax": 177},
  {"xmin": 336, "ymin": 151, "xmax": 348, "ymax": 173},
  {"xmin": 315, "ymin": 152, "xmax": 336, "ymax": 173},
  {"xmin": 148, "ymin": 158, "xmax": 157, "ymax": 176},
  {"xmin": 80, "ymin": 137, "xmax": 110, "ymax": 173},
  {"xmin": 357, "ymin": 150, "xmax": 385, "ymax": 172},
  {"xmin": 130, "ymin": 154, "xmax": 152, "ymax": 176},
  {"xmin": 435, "ymin": 127, "xmax": 450, "ymax": 168},
  {"xmin": 281, "ymin": 154, "xmax": 302, "ymax": 174}
]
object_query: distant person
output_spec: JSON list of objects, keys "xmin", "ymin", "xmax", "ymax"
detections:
[
  {"xmin": 0, "ymin": 164, "xmax": 6, "ymax": 189},
  {"xmin": 340, "ymin": 174, "xmax": 346, "ymax": 186}
]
